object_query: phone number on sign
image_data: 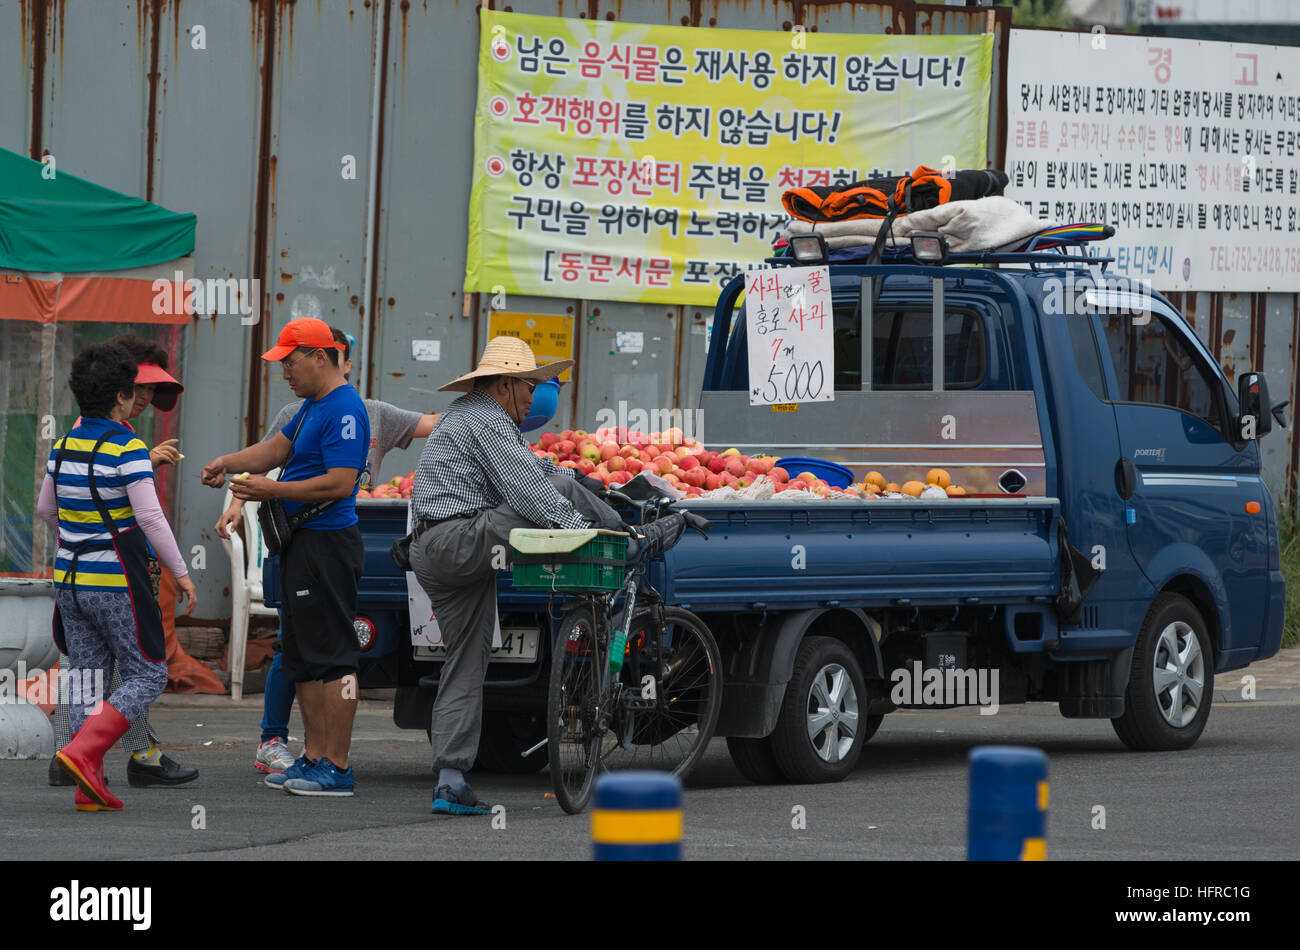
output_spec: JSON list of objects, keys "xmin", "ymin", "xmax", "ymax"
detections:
[{"xmin": 1209, "ymin": 245, "xmax": 1300, "ymax": 273}]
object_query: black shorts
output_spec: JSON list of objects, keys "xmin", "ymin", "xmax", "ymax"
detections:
[{"xmin": 280, "ymin": 524, "xmax": 364, "ymax": 683}]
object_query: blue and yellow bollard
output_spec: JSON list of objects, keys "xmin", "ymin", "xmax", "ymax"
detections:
[
  {"xmin": 591, "ymin": 772, "xmax": 682, "ymax": 861},
  {"xmin": 967, "ymin": 746, "xmax": 1049, "ymax": 861}
]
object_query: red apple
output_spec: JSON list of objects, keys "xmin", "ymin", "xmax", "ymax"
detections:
[
  {"xmin": 607, "ymin": 456, "xmax": 626, "ymax": 472},
  {"xmin": 678, "ymin": 455, "xmax": 700, "ymax": 471},
  {"xmin": 725, "ymin": 458, "xmax": 746, "ymax": 478},
  {"xmin": 619, "ymin": 444, "xmax": 640, "ymax": 459},
  {"xmin": 707, "ymin": 456, "xmax": 728, "ymax": 474},
  {"xmin": 704, "ymin": 473, "xmax": 721, "ymax": 491},
  {"xmin": 599, "ymin": 442, "xmax": 620, "ymax": 462},
  {"xmin": 576, "ymin": 458, "xmax": 596, "ymax": 474},
  {"xmin": 538, "ymin": 432, "xmax": 558, "ymax": 448},
  {"xmin": 579, "ymin": 442, "xmax": 601, "ymax": 463},
  {"xmin": 558, "ymin": 459, "xmax": 578, "ymax": 469},
  {"xmin": 625, "ymin": 458, "xmax": 644, "ymax": 475},
  {"xmin": 770, "ymin": 466, "xmax": 790, "ymax": 483},
  {"xmin": 681, "ymin": 467, "xmax": 707, "ymax": 488}
]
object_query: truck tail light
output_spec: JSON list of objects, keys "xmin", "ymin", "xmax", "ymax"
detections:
[{"xmin": 353, "ymin": 616, "xmax": 377, "ymax": 653}]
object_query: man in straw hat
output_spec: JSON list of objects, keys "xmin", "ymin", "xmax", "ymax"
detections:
[{"xmin": 409, "ymin": 336, "xmax": 624, "ymax": 815}]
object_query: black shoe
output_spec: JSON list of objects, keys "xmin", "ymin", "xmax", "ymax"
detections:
[
  {"xmin": 624, "ymin": 513, "xmax": 686, "ymax": 561},
  {"xmin": 48, "ymin": 754, "xmax": 74, "ymax": 787},
  {"xmin": 127, "ymin": 752, "xmax": 199, "ymax": 787}
]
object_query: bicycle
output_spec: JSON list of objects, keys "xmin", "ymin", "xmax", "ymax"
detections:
[{"xmin": 533, "ymin": 478, "xmax": 721, "ymax": 815}]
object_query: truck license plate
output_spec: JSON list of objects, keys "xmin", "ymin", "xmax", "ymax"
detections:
[{"xmin": 414, "ymin": 627, "xmax": 539, "ymax": 663}]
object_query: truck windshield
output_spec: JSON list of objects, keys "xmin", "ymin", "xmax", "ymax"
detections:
[{"xmin": 832, "ymin": 305, "xmax": 986, "ymax": 390}]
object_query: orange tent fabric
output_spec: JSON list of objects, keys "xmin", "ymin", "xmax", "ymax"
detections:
[{"xmin": 157, "ymin": 570, "xmax": 226, "ymax": 694}]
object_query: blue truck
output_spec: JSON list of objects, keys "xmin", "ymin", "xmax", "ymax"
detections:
[{"xmin": 345, "ymin": 236, "xmax": 1287, "ymax": 784}]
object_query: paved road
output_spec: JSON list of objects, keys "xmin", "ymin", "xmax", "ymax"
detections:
[{"xmin": 4, "ymin": 687, "xmax": 1297, "ymax": 861}]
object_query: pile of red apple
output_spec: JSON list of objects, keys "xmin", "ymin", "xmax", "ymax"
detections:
[
  {"xmin": 357, "ymin": 472, "xmax": 415, "ymax": 499},
  {"xmin": 528, "ymin": 426, "xmax": 851, "ymax": 499}
]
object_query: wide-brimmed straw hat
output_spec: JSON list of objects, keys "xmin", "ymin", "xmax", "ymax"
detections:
[{"xmin": 438, "ymin": 336, "xmax": 572, "ymax": 393}]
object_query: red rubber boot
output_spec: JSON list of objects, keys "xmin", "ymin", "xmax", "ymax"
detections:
[{"xmin": 57, "ymin": 703, "xmax": 129, "ymax": 810}]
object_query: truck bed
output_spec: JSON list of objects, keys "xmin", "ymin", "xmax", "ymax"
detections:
[
  {"xmin": 647, "ymin": 496, "xmax": 1061, "ymax": 611},
  {"xmin": 354, "ymin": 496, "xmax": 1062, "ymax": 614}
]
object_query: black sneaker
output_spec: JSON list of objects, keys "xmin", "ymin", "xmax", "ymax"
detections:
[{"xmin": 48, "ymin": 754, "xmax": 73, "ymax": 787}]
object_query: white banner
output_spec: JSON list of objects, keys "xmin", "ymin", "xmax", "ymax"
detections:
[
  {"xmin": 1005, "ymin": 30, "xmax": 1300, "ymax": 292},
  {"xmin": 744, "ymin": 265, "xmax": 834, "ymax": 406}
]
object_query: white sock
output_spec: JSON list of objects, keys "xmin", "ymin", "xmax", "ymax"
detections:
[{"xmin": 438, "ymin": 768, "xmax": 465, "ymax": 788}]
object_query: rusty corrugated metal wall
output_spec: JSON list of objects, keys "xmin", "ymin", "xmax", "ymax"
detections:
[{"xmin": 2, "ymin": 0, "xmax": 1294, "ymax": 621}]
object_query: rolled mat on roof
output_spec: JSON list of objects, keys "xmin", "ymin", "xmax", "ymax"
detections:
[{"xmin": 782, "ymin": 165, "xmax": 1009, "ymax": 223}]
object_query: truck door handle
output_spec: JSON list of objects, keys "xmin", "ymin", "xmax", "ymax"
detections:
[{"xmin": 1115, "ymin": 457, "xmax": 1137, "ymax": 500}]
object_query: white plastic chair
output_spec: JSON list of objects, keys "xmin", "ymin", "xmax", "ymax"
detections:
[{"xmin": 220, "ymin": 470, "xmax": 280, "ymax": 700}]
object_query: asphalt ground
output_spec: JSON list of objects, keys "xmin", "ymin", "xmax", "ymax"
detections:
[{"xmin": 3, "ymin": 685, "xmax": 1297, "ymax": 862}]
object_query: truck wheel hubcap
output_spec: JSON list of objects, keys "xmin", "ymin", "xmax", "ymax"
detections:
[
  {"xmin": 1152, "ymin": 620, "xmax": 1204, "ymax": 728},
  {"xmin": 806, "ymin": 663, "xmax": 858, "ymax": 763}
]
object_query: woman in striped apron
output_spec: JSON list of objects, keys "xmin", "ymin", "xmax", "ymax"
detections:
[
  {"xmin": 36, "ymin": 342, "xmax": 197, "ymax": 811},
  {"xmin": 46, "ymin": 334, "xmax": 199, "ymax": 788}
]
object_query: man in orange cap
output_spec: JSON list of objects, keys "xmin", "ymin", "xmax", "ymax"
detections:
[{"xmin": 201, "ymin": 317, "xmax": 369, "ymax": 797}]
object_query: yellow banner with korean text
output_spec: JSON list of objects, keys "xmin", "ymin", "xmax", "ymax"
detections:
[{"xmin": 465, "ymin": 9, "xmax": 992, "ymax": 306}]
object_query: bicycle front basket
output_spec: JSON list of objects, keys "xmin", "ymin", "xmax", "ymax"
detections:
[{"xmin": 508, "ymin": 528, "xmax": 628, "ymax": 592}]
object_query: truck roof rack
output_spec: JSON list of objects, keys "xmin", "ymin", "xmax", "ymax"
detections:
[{"xmin": 766, "ymin": 224, "xmax": 1116, "ymax": 271}]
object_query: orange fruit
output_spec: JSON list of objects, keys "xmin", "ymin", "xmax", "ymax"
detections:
[
  {"xmin": 884, "ymin": 482, "xmax": 900, "ymax": 493},
  {"xmin": 865, "ymin": 471, "xmax": 886, "ymax": 488},
  {"xmin": 926, "ymin": 468, "xmax": 951, "ymax": 488},
  {"xmin": 946, "ymin": 485, "xmax": 967, "ymax": 496},
  {"xmin": 901, "ymin": 481, "xmax": 925, "ymax": 497}
]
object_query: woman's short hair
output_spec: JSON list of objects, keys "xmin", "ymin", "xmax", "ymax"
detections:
[
  {"xmin": 70, "ymin": 342, "xmax": 138, "ymax": 419},
  {"xmin": 106, "ymin": 333, "xmax": 168, "ymax": 371}
]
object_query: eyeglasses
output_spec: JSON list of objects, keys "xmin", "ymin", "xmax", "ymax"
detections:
[
  {"xmin": 517, "ymin": 378, "xmax": 536, "ymax": 394},
  {"xmin": 281, "ymin": 349, "xmax": 319, "ymax": 371}
]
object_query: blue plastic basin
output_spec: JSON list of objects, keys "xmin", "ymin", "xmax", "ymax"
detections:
[{"xmin": 774, "ymin": 456, "xmax": 854, "ymax": 489}]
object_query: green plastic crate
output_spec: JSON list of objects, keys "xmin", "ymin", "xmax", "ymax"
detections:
[{"xmin": 509, "ymin": 528, "xmax": 628, "ymax": 592}]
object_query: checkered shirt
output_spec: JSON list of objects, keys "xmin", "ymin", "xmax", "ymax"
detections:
[{"xmin": 411, "ymin": 389, "xmax": 586, "ymax": 529}]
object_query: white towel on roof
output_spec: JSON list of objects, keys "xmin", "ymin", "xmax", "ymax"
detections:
[{"xmin": 783, "ymin": 197, "xmax": 1056, "ymax": 253}]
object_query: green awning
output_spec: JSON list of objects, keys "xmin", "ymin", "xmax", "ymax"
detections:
[{"xmin": 0, "ymin": 147, "xmax": 196, "ymax": 273}]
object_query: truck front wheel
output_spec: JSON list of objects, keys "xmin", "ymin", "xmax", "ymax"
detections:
[
  {"xmin": 771, "ymin": 636, "xmax": 869, "ymax": 783},
  {"xmin": 1111, "ymin": 593, "xmax": 1214, "ymax": 751}
]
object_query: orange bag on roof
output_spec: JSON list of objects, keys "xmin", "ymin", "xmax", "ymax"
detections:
[{"xmin": 782, "ymin": 165, "xmax": 1007, "ymax": 223}]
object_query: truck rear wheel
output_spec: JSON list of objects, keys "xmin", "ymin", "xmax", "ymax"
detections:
[
  {"xmin": 726, "ymin": 736, "xmax": 786, "ymax": 785},
  {"xmin": 475, "ymin": 712, "xmax": 548, "ymax": 774},
  {"xmin": 771, "ymin": 636, "xmax": 868, "ymax": 784},
  {"xmin": 1111, "ymin": 593, "xmax": 1214, "ymax": 751}
]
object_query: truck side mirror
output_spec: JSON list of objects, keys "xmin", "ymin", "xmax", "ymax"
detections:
[{"xmin": 1237, "ymin": 372, "xmax": 1273, "ymax": 438}]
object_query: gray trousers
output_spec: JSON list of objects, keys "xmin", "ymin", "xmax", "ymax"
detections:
[{"xmin": 410, "ymin": 475, "xmax": 624, "ymax": 772}]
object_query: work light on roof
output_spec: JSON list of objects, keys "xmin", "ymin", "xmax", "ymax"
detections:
[
  {"xmin": 910, "ymin": 231, "xmax": 949, "ymax": 264},
  {"xmin": 788, "ymin": 233, "xmax": 829, "ymax": 266}
]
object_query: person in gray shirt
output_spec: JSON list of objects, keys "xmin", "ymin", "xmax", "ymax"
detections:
[{"xmin": 214, "ymin": 327, "xmax": 437, "ymax": 775}]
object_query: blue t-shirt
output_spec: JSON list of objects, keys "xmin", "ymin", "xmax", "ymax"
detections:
[{"xmin": 279, "ymin": 383, "xmax": 370, "ymax": 530}]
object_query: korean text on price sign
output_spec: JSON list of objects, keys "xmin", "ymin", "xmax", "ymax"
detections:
[{"xmin": 745, "ymin": 264, "xmax": 834, "ymax": 406}]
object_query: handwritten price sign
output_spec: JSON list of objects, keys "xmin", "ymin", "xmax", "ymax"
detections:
[{"xmin": 745, "ymin": 264, "xmax": 834, "ymax": 406}]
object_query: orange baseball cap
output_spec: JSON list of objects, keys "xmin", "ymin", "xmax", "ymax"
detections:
[{"xmin": 261, "ymin": 317, "xmax": 346, "ymax": 361}]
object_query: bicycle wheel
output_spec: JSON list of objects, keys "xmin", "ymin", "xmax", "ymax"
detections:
[
  {"xmin": 547, "ymin": 605, "xmax": 603, "ymax": 814},
  {"xmin": 599, "ymin": 606, "xmax": 722, "ymax": 783}
]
